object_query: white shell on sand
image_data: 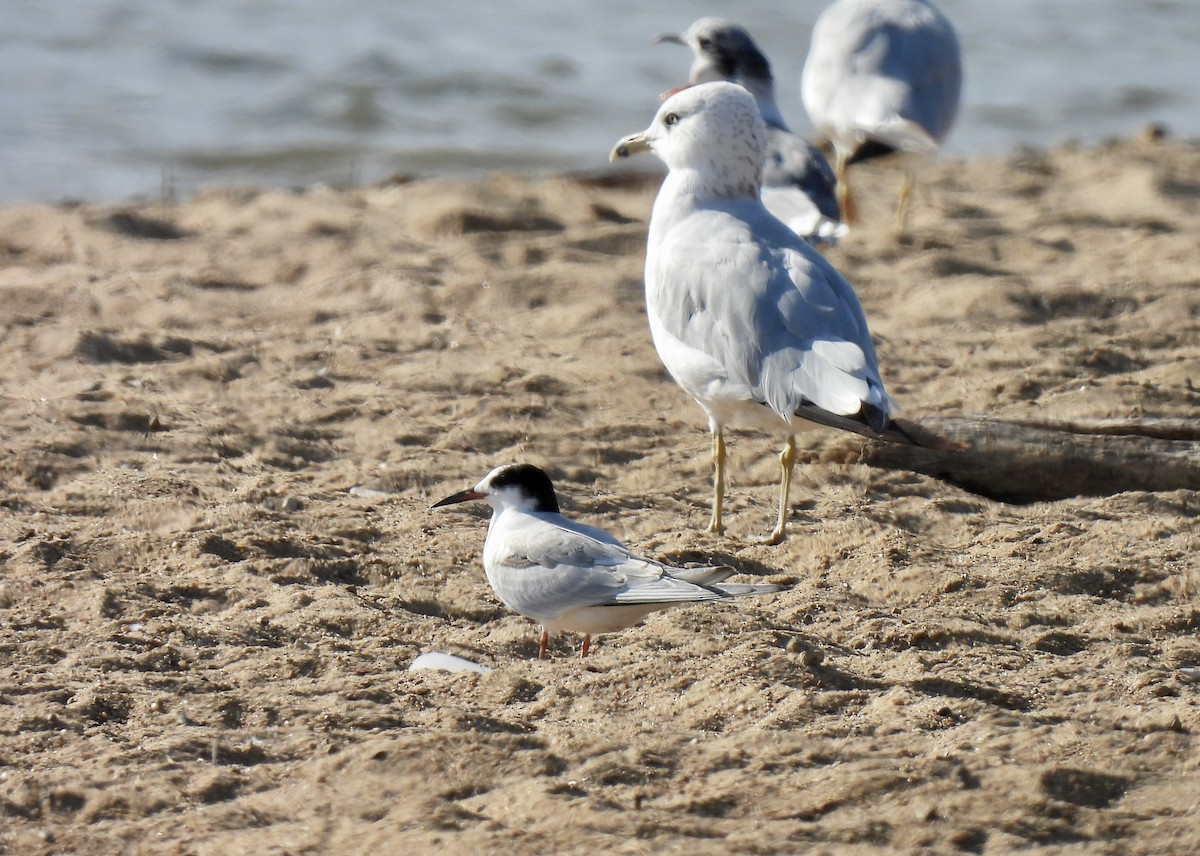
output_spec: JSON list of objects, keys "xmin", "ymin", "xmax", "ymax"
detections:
[{"xmin": 408, "ymin": 652, "xmax": 491, "ymax": 674}]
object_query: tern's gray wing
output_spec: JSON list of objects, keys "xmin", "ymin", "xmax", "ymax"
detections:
[
  {"xmin": 647, "ymin": 200, "xmax": 891, "ymax": 422},
  {"xmin": 487, "ymin": 513, "xmax": 733, "ymax": 621},
  {"xmin": 670, "ymin": 565, "xmax": 735, "ymax": 586}
]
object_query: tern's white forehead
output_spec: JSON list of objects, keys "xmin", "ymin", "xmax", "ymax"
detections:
[
  {"xmin": 477, "ymin": 464, "xmax": 513, "ymax": 490},
  {"xmin": 475, "ymin": 463, "xmax": 560, "ymax": 512}
]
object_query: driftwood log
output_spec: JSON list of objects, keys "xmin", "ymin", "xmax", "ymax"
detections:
[{"xmin": 858, "ymin": 417, "xmax": 1200, "ymax": 503}]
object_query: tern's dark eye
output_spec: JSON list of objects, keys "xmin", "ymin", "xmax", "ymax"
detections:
[
  {"xmin": 664, "ymin": 112, "xmax": 679, "ymax": 126},
  {"xmin": 697, "ymin": 37, "xmax": 711, "ymax": 50}
]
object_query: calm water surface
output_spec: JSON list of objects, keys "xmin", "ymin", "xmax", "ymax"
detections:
[{"xmin": 2, "ymin": 0, "xmax": 1197, "ymax": 202}]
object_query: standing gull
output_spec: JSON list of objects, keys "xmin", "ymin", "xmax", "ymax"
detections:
[
  {"xmin": 654, "ymin": 17, "xmax": 844, "ymax": 243},
  {"xmin": 611, "ymin": 81, "xmax": 918, "ymax": 544},
  {"xmin": 433, "ymin": 464, "xmax": 785, "ymax": 658},
  {"xmin": 801, "ymin": 0, "xmax": 962, "ymax": 228}
]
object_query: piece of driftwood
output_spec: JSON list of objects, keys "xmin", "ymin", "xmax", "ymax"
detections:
[{"xmin": 858, "ymin": 416, "xmax": 1200, "ymax": 503}]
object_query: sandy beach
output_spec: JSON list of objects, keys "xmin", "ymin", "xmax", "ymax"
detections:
[{"xmin": 1, "ymin": 134, "xmax": 1199, "ymax": 853}]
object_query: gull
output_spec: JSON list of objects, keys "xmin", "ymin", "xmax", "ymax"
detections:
[
  {"xmin": 611, "ymin": 81, "xmax": 918, "ymax": 544},
  {"xmin": 801, "ymin": 0, "xmax": 962, "ymax": 229},
  {"xmin": 432, "ymin": 463, "xmax": 786, "ymax": 658},
  {"xmin": 654, "ymin": 17, "xmax": 844, "ymax": 243}
]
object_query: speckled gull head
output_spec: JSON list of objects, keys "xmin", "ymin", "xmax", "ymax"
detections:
[
  {"xmin": 651, "ymin": 21, "xmax": 845, "ymax": 242},
  {"xmin": 610, "ymin": 81, "xmax": 766, "ymax": 198}
]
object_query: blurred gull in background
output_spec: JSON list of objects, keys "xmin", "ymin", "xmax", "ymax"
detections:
[
  {"xmin": 654, "ymin": 17, "xmax": 845, "ymax": 243},
  {"xmin": 801, "ymin": 0, "xmax": 962, "ymax": 229},
  {"xmin": 611, "ymin": 83, "xmax": 921, "ymax": 544}
]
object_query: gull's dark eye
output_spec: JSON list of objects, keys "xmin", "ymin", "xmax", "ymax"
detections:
[{"xmin": 664, "ymin": 112, "xmax": 679, "ymax": 126}]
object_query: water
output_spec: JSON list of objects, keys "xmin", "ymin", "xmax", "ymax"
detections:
[{"xmin": 2, "ymin": 0, "xmax": 1197, "ymax": 204}]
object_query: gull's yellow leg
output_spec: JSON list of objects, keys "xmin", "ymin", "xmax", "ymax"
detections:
[
  {"xmin": 763, "ymin": 434, "xmax": 797, "ymax": 545},
  {"xmin": 707, "ymin": 429, "xmax": 726, "ymax": 535},
  {"xmin": 894, "ymin": 170, "xmax": 916, "ymax": 234},
  {"xmin": 834, "ymin": 150, "xmax": 856, "ymax": 225}
]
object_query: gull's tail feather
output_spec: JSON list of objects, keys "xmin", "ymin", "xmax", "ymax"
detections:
[
  {"xmin": 846, "ymin": 139, "xmax": 898, "ymax": 166},
  {"xmin": 795, "ymin": 402, "xmax": 964, "ymax": 451},
  {"xmin": 847, "ymin": 121, "xmax": 939, "ymax": 165},
  {"xmin": 795, "ymin": 401, "xmax": 910, "ymax": 443}
]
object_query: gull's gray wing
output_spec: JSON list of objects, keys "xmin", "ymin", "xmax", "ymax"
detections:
[
  {"xmin": 646, "ymin": 200, "xmax": 892, "ymax": 423},
  {"xmin": 853, "ymin": 9, "xmax": 961, "ymax": 142},
  {"xmin": 763, "ymin": 126, "xmax": 841, "ymax": 223},
  {"xmin": 805, "ymin": 0, "xmax": 961, "ymax": 150}
]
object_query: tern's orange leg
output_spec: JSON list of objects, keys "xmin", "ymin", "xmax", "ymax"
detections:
[
  {"xmin": 538, "ymin": 628, "xmax": 549, "ymax": 660},
  {"xmin": 580, "ymin": 635, "xmax": 592, "ymax": 659}
]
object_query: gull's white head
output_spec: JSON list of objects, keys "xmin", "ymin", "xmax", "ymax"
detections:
[
  {"xmin": 432, "ymin": 463, "xmax": 560, "ymax": 514},
  {"xmin": 610, "ymin": 81, "xmax": 766, "ymax": 198}
]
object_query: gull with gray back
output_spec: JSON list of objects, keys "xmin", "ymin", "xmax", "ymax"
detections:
[
  {"xmin": 611, "ymin": 82, "xmax": 921, "ymax": 543},
  {"xmin": 801, "ymin": 0, "xmax": 962, "ymax": 229}
]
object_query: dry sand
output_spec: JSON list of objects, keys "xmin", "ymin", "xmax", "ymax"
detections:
[{"xmin": 1, "ymin": 134, "xmax": 1199, "ymax": 854}]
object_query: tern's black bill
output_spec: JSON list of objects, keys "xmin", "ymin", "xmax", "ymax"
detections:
[{"xmin": 431, "ymin": 489, "xmax": 484, "ymax": 509}]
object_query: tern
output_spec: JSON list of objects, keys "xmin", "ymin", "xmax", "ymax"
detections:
[{"xmin": 433, "ymin": 463, "xmax": 786, "ymax": 657}]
